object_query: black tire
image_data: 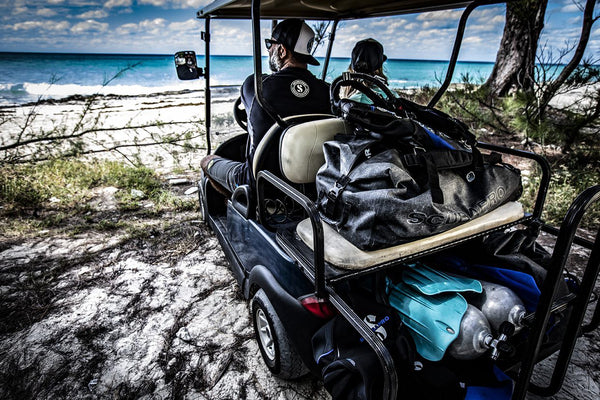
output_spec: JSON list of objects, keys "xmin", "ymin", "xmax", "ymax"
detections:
[
  {"xmin": 233, "ymin": 96, "xmax": 248, "ymax": 131},
  {"xmin": 197, "ymin": 174, "xmax": 209, "ymax": 222},
  {"xmin": 251, "ymin": 289, "xmax": 308, "ymax": 379}
]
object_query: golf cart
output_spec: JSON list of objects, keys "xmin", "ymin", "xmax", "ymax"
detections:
[{"xmin": 175, "ymin": 1, "xmax": 600, "ymax": 399}]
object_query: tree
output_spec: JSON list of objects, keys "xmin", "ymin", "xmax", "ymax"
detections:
[
  {"xmin": 311, "ymin": 21, "xmax": 331, "ymax": 55},
  {"xmin": 537, "ymin": 0, "xmax": 599, "ymax": 117},
  {"xmin": 482, "ymin": 0, "xmax": 548, "ymax": 98}
]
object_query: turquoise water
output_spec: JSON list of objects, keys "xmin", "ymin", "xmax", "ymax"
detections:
[{"xmin": 0, "ymin": 52, "xmax": 494, "ymax": 105}]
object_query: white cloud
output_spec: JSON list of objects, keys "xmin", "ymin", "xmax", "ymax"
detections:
[
  {"xmin": 135, "ymin": 0, "xmax": 216, "ymax": 8},
  {"xmin": 168, "ymin": 19, "xmax": 199, "ymax": 32},
  {"xmin": 471, "ymin": 6, "xmax": 504, "ymax": 21},
  {"xmin": 77, "ymin": 9, "xmax": 109, "ymax": 19},
  {"xmin": 36, "ymin": 8, "xmax": 57, "ymax": 17},
  {"xmin": 14, "ymin": 6, "xmax": 28, "ymax": 14},
  {"xmin": 173, "ymin": 0, "xmax": 213, "ymax": 8},
  {"xmin": 116, "ymin": 22, "xmax": 138, "ymax": 35},
  {"xmin": 47, "ymin": 0, "xmax": 65, "ymax": 4},
  {"xmin": 71, "ymin": 19, "xmax": 109, "ymax": 33},
  {"xmin": 104, "ymin": 0, "xmax": 132, "ymax": 8},
  {"xmin": 11, "ymin": 20, "xmax": 70, "ymax": 31},
  {"xmin": 488, "ymin": 15, "xmax": 505, "ymax": 25},
  {"xmin": 417, "ymin": 9, "xmax": 463, "ymax": 22},
  {"xmin": 383, "ymin": 20, "xmax": 408, "ymax": 34},
  {"xmin": 212, "ymin": 25, "xmax": 252, "ymax": 43},
  {"xmin": 415, "ymin": 28, "xmax": 453, "ymax": 40},
  {"xmin": 464, "ymin": 36, "xmax": 483, "ymax": 44},
  {"xmin": 11, "ymin": 21, "xmax": 45, "ymax": 30},
  {"xmin": 138, "ymin": 0, "xmax": 167, "ymax": 6},
  {"xmin": 115, "ymin": 18, "xmax": 167, "ymax": 35},
  {"xmin": 561, "ymin": 4, "xmax": 581, "ymax": 13}
]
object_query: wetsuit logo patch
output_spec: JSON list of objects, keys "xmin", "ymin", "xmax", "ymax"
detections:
[{"xmin": 290, "ymin": 79, "xmax": 310, "ymax": 98}]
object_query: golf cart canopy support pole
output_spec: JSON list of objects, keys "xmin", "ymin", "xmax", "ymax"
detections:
[
  {"xmin": 204, "ymin": 17, "xmax": 212, "ymax": 154},
  {"xmin": 321, "ymin": 19, "xmax": 339, "ymax": 81},
  {"xmin": 251, "ymin": 0, "xmax": 287, "ymax": 128},
  {"xmin": 428, "ymin": 0, "xmax": 504, "ymax": 108}
]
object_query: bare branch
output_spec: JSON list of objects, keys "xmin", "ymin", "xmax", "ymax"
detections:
[{"xmin": 538, "ymin": 0, "xmax": 597, "ymax": 116}]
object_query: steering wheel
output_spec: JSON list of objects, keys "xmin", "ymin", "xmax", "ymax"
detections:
[
  {"xmin": 330, "ymin": 72, "xmax": 416, "ymax": 139},
  {"xmin": 330, "ymin": 72, "xmax": 401, "ymax": 115},
  {"xmin": 233, "ymin": 96, "xmax": 248, "ymax": 131}
]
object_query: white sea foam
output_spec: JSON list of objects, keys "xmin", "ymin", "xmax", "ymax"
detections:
[
  {"xmin": 24, "ymin": 81, "xmax": 204, "ymax": 97},
  {"xmin": 0, "ymin": 79, "xmax": 243, "ymax": 106}
]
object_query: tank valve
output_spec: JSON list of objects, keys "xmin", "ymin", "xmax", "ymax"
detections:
[{"xmin": 485, "ymin": 321, "xmax": 516, "ymax": 360}]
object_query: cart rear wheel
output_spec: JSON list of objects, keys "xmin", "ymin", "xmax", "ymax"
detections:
[
  {"xmin": 198, "ymin": 174, "xmax": 209, "ymax": 222},
  {"xmin": 251, "ymin": 289, "xmax": 308, "ymax": 379},
  {"xmin": 233, "ymin": 96, "xmax": 248, "ymax": 131}
]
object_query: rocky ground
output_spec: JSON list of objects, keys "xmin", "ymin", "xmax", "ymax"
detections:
[
  {"xmin": 0, "ymin": 180, "xmax": 598, "ymax": 400},
  {"xmin": 0, "ymin": 181, "xmax": 329, "ymax": 399}
]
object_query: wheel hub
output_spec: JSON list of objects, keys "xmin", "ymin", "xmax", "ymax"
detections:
[{"xmin": 256, "ymin": 308, "xmax": 276, "ymax": 361}]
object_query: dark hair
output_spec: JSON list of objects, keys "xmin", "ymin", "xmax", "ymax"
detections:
[
  {"xmin": 351, "ymin": 38, "xmax": 387, "ymax": 74},
  {"xmin": 341, "ymin": 39, "xmax": 388, "ymax": 99}
]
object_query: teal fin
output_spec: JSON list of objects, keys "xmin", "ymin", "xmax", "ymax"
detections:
[
  {"xmin": 402, "ymin": 263, "xmax": 482, "ymax": 296},
  {"xmin": 387, "ymin": 278, "xmax": 467, "ymax": 361}
]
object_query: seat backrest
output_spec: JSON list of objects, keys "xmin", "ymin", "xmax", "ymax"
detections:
[
  {"xmin": 252, "ymin": 114, "xmax": 351, "ymax": 184},
  {"xmin": 280, "ymin": 117, "xmax": 352, "ymax": 184}
]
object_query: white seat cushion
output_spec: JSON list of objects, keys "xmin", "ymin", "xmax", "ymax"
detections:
[
  {"xmin": 296, "ymin": 202, "xmax": 524, "ymax": 270},
  {"xmin": 252, "ymin": 114, "xmax": 340, "ymax": 180},
  {"xmin": 280, "ymin": 117, "xmax": 351, "ymax": 183}
]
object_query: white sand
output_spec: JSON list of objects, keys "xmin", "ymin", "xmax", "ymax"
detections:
[{"xmin": 0, "ymin": 87, "xmax": 244, "ymax": 173}]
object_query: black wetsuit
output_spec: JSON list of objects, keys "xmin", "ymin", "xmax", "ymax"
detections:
[{"xmin": 208, "ymin": 67, "xmax": 330, "ymax": 192}]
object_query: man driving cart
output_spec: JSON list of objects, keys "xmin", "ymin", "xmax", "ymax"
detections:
[{"xmin": 201, "ymin": 18, "xmax": 330, "ymax": 194}]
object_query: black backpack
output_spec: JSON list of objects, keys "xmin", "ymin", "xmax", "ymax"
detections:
[{"xmin": 315, "ymin": 73, "xmax": 522, "ymax": 250}]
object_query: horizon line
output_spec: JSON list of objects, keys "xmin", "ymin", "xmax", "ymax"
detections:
[{"xmin": 0, "ymin": 50, "xmax": 495, "ymax": 64}]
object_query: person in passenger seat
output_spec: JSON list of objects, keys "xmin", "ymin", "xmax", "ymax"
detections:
[
  {"xmin": 201, "ymin": 19, "xmax": 331, "ymax": 194},
  {"xmin": 340, "ymin": 38, "xmax": 389, "ymax": 102}
]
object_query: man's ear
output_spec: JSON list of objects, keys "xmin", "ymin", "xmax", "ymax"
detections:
[{"xmin": 279, "ymin": 45, "xmax": 289, "ymax": 60}]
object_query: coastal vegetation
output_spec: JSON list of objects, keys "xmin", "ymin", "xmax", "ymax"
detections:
[
  {"xmin": 0, "ymin": 159, "xmax": 197, "ymax": 237},
  {"xmin": 400, "ymin": 0, "xmax": 600, "ymax": 229}
]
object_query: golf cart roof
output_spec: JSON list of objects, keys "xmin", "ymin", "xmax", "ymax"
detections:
[{"xmin": 197, "ymin": 0, "xmax": 474, "ymax": 20}]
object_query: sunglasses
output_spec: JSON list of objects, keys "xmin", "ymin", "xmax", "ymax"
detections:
[{"xmin": 264, "ymin": 39, "xmax": 280, "ymax": 50}]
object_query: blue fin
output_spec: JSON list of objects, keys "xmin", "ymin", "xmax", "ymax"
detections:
[
  {"xmin": 402, "ymin": 263, "xmax": 483, "ymax": 296},
  {"xmin": 387, "ymin": 278, "xmax": 468, "ymax": 361}
]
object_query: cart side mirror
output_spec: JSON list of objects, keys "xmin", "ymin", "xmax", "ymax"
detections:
[{"xmin": 174, "ymin": 51, "xmax": 203, "ymax": 80}]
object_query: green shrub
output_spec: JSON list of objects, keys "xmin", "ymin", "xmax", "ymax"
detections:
[
  {"xmin": 0, "ymin": 160, "xmax": 178, "ymax": 212},
  {"xmin": 520, "ymin": 163, "xmax": 599, "ymax": 229}
]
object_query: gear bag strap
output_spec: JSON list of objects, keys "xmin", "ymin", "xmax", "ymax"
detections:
[
  {"xmin": 322, "ymin": 140, "xmax": 388, "ymax": 219},
  {"xmin": 401, "ymin": 149, "xmax": 497, "ymax": 204}
]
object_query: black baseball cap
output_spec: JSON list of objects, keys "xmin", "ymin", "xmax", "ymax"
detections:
[
  {"xmin": 271, "ymin": 19, "xmax": 320, "ymax": 66},
  {"xmin": 351, "ymin": 38, "xmax": 387, "ymax": 73}
]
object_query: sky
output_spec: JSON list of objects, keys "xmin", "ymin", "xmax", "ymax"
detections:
[{"xmin": 0, "ymin": 0, "xmax": 598, "ymax": 62}]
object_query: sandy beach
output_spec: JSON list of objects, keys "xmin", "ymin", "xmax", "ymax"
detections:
[
  {"xmin": 0, "ymin": 86, "xmax": 244, "ymax": 171},
  {"xmin": 0, "ymin": 89, "xmax": 599, "ymax": 399}
]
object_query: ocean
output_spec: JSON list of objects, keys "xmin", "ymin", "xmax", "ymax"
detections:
[{"xmin": 0, "ymin": 52, "xmax": 495, "ymax": 106}]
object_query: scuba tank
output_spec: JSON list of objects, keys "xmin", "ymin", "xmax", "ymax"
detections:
[
  {"xmin": 469, "ymin": 281, "xmax": 526, "ymax": 333},
  {"xmin": 447, "ymin": 303, "xmax": 517, "ymax": 361},
  {"xmin": 448, "ymin": 280, "xmax": 526, "ymax": 360},
  {"xmin": 448, "ymin": 305, "xmax": 493, "ymax": 360}
]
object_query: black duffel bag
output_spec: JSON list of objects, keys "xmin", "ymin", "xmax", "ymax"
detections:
[{"xmin": 315, "ymin": 73, "xmax": 523, "ymax": 251}]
